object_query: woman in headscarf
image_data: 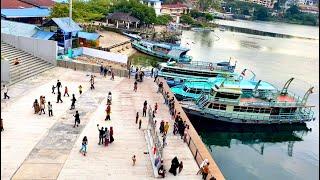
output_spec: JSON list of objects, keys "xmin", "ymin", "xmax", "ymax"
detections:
[
  {"xmin": 168, "ymin": 156, "xmax": 179, "ymax": 176},
  {"xmin": 109, "ymin": 126, "xmax": 114, "ymax": 143},
  {"xmin": 33, "ymin": 99, "xmax": 40, "ymax": 114}
]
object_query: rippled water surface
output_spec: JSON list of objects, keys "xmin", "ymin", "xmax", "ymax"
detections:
[{"xmin": 181, "ymin": 28, "xmax": 319, "ymax": 180}]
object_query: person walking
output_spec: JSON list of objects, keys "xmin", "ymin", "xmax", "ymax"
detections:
[
  {"xmin": 164, "ymin": 122, "xmax": 169, "ymax": 135},
  {"xmin": 97, "ymin": 124, "xmax": 104, "ymax": 145},
  {"xmin": 197, "ymin": 159, "xmax": 209, "ymax": 175},
  {"xmin": 79, "ymin": 136, "xmax": 88, "ymax": 156},
  {"xmin": 56, "ymin": 91, "xmax": 63, "ymax": 103},
  {"xmin": 111, "ymin": 70, "xmax": 115, "ymax": 80},
  {"xmin": 135, "ymin": 112, "xmax": 139, "ymax": 124},
  {"xmin": 162, "ymin": 134, "xmax": 167, "ymax": 148},
  {"xmin": 2, "ymin": 85, "xmax": 10, "ymax": 99},
  {"xmin": 105, "ymin": 104, "xmax": 111, "ymax": 120},
  {"xmin": 64, "ymin": 86, "xmax": 69, "ymax": 97},
  {"xmin": 202, "ymin": 163, "xmax": 210, "ymax": 180},
  {"xmin": 70, "ymin": 94, "xmax": 76, "ymax": 110},
  {"xmin": 158, "ymin": 160, "xmax": 166, "ymax": 178},
  {"xmin": 169, "ymin": 156, "xmax": 180, "ymax": 176},
  {"xmin": 160, "ymin": 120, "xmax": 164, "ymax": 134},
  {"xmin": 154, "ymin": 103, "xmax": 158, "ymax": 113},
  {"xmin": 90, "ymin": 75, "xmax": 95, "ymax": 90},
  {"xmin": 33, "ymin": 99, "xmax": 40, "ymax": 114},
  {"xmin": 52, "ymin": 85, "xmax": 56, "ymax": 94},
  {"xmin": 78, "ymin": 85, "xmax": 83, "ymax": 95},
  {"xmin": 132, "ymin": 155, "xmax": 136, "ymax": 166},
  {"xmin": 73, "ymin": 111, "xmax": 80, "ymax": 128},
  {"xmin": 103, "ymin": 66, "xmax": 108, "ymax": 77},
  {"xmin": 107, "ymin": 92, "xmax": 112, "ymax": 105},
  {"xmin": 48, "ymin": 102, "xmax": 53, "ymax": 117},
  {"xmin": 139, "ymin": 119, "xmax": 142, "ymax": 129},
  {"xmin": 151, "ymin": 68, "xmax": 154, "ymax": 77},
  {"xmin": 133, "ymin": 81, "xmax": 138, "ymax": 92},
  {"xmin": 39, "ymin": 97, "xmax": 46, "ymax": 115},
  {"xmin": 104, "ymin": 127, "xmax": 109, "ymax": 146},
  {"xmin": 178, "ymin": 161, "xmax": 183, "ymax": 173},
  {"xmin": 110, "ymin": 126, "xmax": 114, "ymax": 143},
  {"xmin": 1, "ymin": 118, "xmax": 3, "ymax": 131},
  {"xmin": 100, "ymin": 65, "xmax": 104, "ymax": 75},
  {"xmin": 56, "ymin": 80, "xmax": 62, "ymax": 93},
  {"xmin": 142, "ymin": 105, "xmax": 147, "ymax": 117}
]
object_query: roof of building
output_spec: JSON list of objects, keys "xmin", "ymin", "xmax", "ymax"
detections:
[
  {"xmin": 32, "ymin": 30, "xmax": 55, "ymax": 40},
  {"xmin": 1, "ymin": 19, "xmax": 39, "ymax": 37},
  {"xmin": 78, "ymin": 31, "xmax": 101, "ymax": 41},
  {"xmin": 1, "ymin": 8, "xmax": 50, "ymax": 18},
  {"xmin": 162, "ymin": 3, "xmax": 188, "ymax": 9},
  {"xmin": 299, "ymin": 4, "xmax": 319, "ymax": 12},
  {"xmin": 1, "ymin": 0, "xmax": 54, "ymax": 9},
  {"xmin": 140, "ymin": 0, "xmax": 161, "ymax": 2},
  {"xmin": 43, "ymin": 17, "xmax": 83, "ymax": 32},
  {"xmin": 106, "ymin": 12, "xmax": 140, "ymax": 23}
]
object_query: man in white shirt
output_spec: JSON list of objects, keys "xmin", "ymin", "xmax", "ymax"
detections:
[{"xmin": 2, "ymin": 85, "xmax": 10, "ymax": 99}]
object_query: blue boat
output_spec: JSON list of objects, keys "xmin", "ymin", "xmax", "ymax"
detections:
[
  {"xmin": 132, "ymin": 40, "xmax": 192, "ymax": 63},
  {"xmin": 157, "ymin": 59, "xmax": 237, "ymax": 87}
]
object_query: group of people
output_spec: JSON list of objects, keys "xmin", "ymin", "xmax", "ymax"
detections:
[
  {"xmin": 105, "ymin": 92, "xmax": 112, "ymax": 120},
  {"xmin": 100, "ymin": 65, "xmax": 115, "ymax": 80},
  {"xmin": 173, "ymin": 112, "xmax": 188, "ymax": 140},
  {"xmin": 97, "ymin": 124, "xmax": 114, "ymax": 146}
]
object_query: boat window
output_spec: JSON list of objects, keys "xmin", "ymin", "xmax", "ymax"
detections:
[
  {"xmin": 215, "ymin": 92, "xmax": 240, "ymax": 99},
  {"xmin": 208, "ymin": 103, "xmax": 213, "ymax": 108},
  {"xmin": 219, "ymin": 104, "xmax": 226, "ymax": 110},
  {"xmin": 183, "ymin": 86, "xmax": 188, "ymax": 92}
]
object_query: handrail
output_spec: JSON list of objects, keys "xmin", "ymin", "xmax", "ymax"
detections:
[{"xmin": 157, "ymin": 77, "xmax": 225, "ymax": 180}]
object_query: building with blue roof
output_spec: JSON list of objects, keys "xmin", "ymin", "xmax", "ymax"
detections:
[
  {"xmin": 42, "ymin": 17, "xmax": 83, "ymax": 53},
  {"xmin": 78, "ymin": 31, "xmax": 102, "ymax": 48},
  {"xmin": 1, "ymin": 7, "xmax": 51, "ymax": 24}
]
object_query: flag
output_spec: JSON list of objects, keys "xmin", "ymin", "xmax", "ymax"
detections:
[{"xmin": 241, "ymin": 69, "xmax": 246, "ymax": 76}]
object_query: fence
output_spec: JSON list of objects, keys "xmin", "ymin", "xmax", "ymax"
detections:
[
  {"xmin": 156, "ymin": 77, "xmax": 225, "ymax": 180},
  {"xmin": 56, "ymin": 60, "xmax": 129, "ymax": 78}
]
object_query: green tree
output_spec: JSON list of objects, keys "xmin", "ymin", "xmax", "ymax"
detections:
[
  {"xmin": 180, "ymin": 14, "xmax": 194, "ymax": 24},
  {"xmin": 109, "ymin": 0, "xmax": 157, "ymax": 25},
  {"xmin": 205, "ymin": 13, "xmax": 214, "ymax": 21},
  {"xmin": 253, "ymin": 7, "xmax": 269, "ymax": 21},
  {"xmin": 286, "ymin": 5, "xmax": 301, "ymax": 15},
  {"xmin": 155, "ymin": 15, "xmax": 173, "ymax": 25}
]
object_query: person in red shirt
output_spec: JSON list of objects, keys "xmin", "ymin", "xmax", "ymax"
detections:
[
  {"xmin": 64, "ymin": 86, "xmax": 69, "ymax": 97},
  {"xmin": 105, "ymin": 104, "xmax": 111, "ymax": 120}
]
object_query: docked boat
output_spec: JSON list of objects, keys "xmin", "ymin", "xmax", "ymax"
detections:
[
  {"xmin": 171, "ymin": 69, "xmax": 259, "ymax": 100},
  {"xmin": 122, "ymin": 32, "xmax": 142, "ymax": 41},
  {"xmin": 131, "ymin": 40, "xmax": 192, "ymax": 63},
  {"xmin": 191, "ymin": 27, "xmax": 213, "ymax": 32},
  {"xmin": 180, "ymin": 77, "xmax": 315, "ymax": 124},
  {"xmin": 157, "ymin": 59, "xmax": 237, "ymax": 87}
]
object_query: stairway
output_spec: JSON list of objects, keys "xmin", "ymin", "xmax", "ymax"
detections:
[{"xmin": 1, "ymin": 41, "xmax": 55, "ymax": 85}]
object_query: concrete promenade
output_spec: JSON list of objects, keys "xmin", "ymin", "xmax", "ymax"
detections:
[{"xmin": 1, "ymin": 67, "xmax": 201, "ymax": 179}]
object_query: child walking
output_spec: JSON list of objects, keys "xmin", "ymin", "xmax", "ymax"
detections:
[
  {"xmin": 79, "ymin": 136, "xmax": 88, "ymax": 156},
  {"xmin": 48, "ymin": 102, "xmax": 53, "ymax": 117},
  {"xmin": 132, "ymin": 155, "xmax": 136, "ymax": 166}
]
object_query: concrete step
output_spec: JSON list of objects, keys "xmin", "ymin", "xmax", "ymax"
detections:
[
  {"xmin": 10, "ymin": 66, "xmax": 55, "ymax": 85},
  {"xmin": 8, "ymin": 56, "xmax": 37, "ymax": 66},
  {"xmin": 4, "ymin": 51, "xmax": 31, "ymax": 59},
  {"xmin": 10, "ymin": 61, "xmax": 52, "ymax": 78},
  {"xmin": 10, "ymin": 57, "xmax": 48, "ymax": 71}
]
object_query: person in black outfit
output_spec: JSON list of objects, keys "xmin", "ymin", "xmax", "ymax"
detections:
[
  {"xmin": 90, "ymin": 75, "xmax": 95, "ymax": 90},
  {"xmin": 100, "ymin": 65, "xmax": 103, "ymax": 75},
  {"xmin": 73, "ymin": 111, "xmax": 80, "ymax": 128},
  {"xmin": 56, "ymin": 91, "xmax": 63, "ymax": 103},
  {"xmin": 158, "ymin": 160, "xmax": 166, "ymax": 178},
  {"xmin": 103, "ymin": 67, "xmax": 108, "ymax": 77},
  {"xmin": 154, "ymin": 74, "xmax": 158, "ymax": 82},
  {"xmin": 97, "ymin": 124, "xmax": 105, "ymax": 145},
  {"xmin": 168, "ymin": 156, "xmax": 179, "ymax": 176},
  {"xmin": 70, "ymin": 94, "xmax": 76, "ymax": 110},
  {"xmin": 151, "ymin": 68, "xmax": 154, "ymax": 78},
  {"xmin": 56, "ymin": 80, "xmax": 62, "ymax": 93}
]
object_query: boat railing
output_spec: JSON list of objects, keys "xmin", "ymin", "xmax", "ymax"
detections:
[
  {"xmin": 205, "ymin": 107, "xmax": 314, "ymax": 122},
  {"xmin": 243, "ymin": 101, "xmax": 305, "ymax": 107},
  {"xmin": 176, "ymin": 61, "xmax": 234, "ymax": 72}
]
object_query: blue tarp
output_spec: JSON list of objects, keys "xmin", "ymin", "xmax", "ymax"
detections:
[
  {"xmin": 78, "ymin": 31, "xmax": 100, "ymax": 41},
  {"xmin": 51, "ymin": 17, "xmax": 83, "ymax": 33},
  {"xmin": 32, "ymin": 30, "xmax": 55, "ymax": 40},
  {"xmin": 1, "ymin": 8, "xmax": 50, "ymax": 18}
]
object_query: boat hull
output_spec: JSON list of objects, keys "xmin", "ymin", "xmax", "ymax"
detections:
[{"xmin": 182, "ymin": 106, "xmax": 313, "ymax": 125}]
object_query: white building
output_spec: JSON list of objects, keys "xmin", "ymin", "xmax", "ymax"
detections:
[{"xmin": 140, "ymin": 0, "xmax": 162, "ymax": 16}]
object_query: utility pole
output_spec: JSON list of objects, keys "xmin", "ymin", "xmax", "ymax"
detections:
[{"xmin": 69, "ymin": 0, "xmax": 72, "ymax": 25}]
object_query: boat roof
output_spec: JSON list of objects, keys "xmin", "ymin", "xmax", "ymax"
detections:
[
  {"xmin": 168, "ymin": 49, "xmax": 188, "ymax": 59},
  {"xmin": 184, "ymin": 81, "xmax": 212, "ymax": 89},
  {"xmin": 213, "ymin": 79, "xmax": 276, "ymax": 90},
  {"xmin": 159, "ymin": 61, "xmax": 235, "ymax": 73},
  {"xmin": 138, "ymin": 40, "xmax": 189, "ymax": 51},
  {"xmin": 214, "ymin": 87, "xmax": 243, "ymax": 94}
]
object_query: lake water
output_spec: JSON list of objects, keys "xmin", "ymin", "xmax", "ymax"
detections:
[{"xmin": 180, "ymin": 28, "xmax": 319, "ymax": 180}]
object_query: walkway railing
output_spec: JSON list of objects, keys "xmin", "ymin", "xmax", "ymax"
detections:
[{"xmin": 156, "ymin": 77, "xmax": 225, "ymax": 180}]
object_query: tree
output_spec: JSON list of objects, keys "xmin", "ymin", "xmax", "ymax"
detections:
[
  {"xmin": 180, "ymin": 14, "xmax": 194, "ymax": 24},
  {"xmin": 253, "ymin": 7, "xmax": 269, "ymax": 21},
  {"xmin": 205, "ymin": 13, "xmax": 214, "ymax": 21},
  {"xmin": 109, "ymin": 0, "xmax": 157, "ymax": 25},
  {"xmin": 286, "ymin": 5, "xmax": 301, "ymax": 15},
  {"xmin": 155, "ymin": 15, "xmax": 173, "ymax": 25}
]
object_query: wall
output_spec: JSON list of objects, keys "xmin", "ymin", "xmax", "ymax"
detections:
[
  {"xmin": 82, "ymin": 47, "xmax": 128, "ymax": 64},
  {"xmin": 1, "ymin": 33, "xmax": 58, "ymax": 65},
  {"xmin": 1, "ymin": 58, "xmax": 10, "ymax": 83}
]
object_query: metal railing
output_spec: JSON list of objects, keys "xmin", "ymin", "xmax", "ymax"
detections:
[{"xmin": 147, "ymin": 105, "xmax": 163, "ymax": 160}]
